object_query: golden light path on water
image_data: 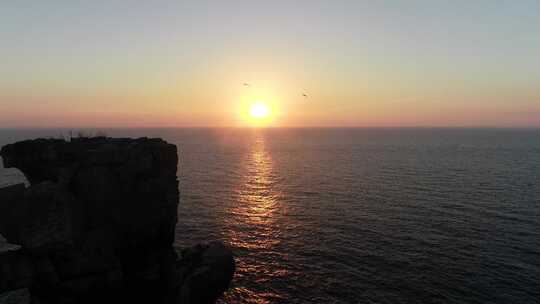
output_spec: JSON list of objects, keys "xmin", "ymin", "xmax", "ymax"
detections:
[{"xmin": 220, "ymin": 132, "xmax": 290, "ymax": 303}]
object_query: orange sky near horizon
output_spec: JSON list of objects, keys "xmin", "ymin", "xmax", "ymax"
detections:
[{"xmin": 1, "ymin": 1, "xmax": 539, "ymax": 128}]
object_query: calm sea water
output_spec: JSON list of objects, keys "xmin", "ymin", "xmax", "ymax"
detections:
[{"xmin": 1, "ymin": 128, "xmax": 540, "ymax": 303}]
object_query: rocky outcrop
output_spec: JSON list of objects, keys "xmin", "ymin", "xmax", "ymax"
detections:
[
  {"xmin": 177, "ymin": 242, "xmax": 236, "ymax": 304},
  {"xmin": 0, "ymin": 137, "xmax": 234, "ymax": 303}
]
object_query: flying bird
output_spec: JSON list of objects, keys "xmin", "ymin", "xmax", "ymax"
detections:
[
  {"xmin": 302, "ymin": 93, "xmax": 308, "ymax": 98},
  {"xmin": 243, "ymin": 83, "xmax": 250, "ymax": 87}
]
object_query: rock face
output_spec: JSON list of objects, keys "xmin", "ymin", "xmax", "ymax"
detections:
[
  {"xmin": 0, "ymin": 167, "xmax": 29, "ymax": 188},
  {"xmin": 0, "ymin": 137, "xmax": 234, "ymax": 303}
]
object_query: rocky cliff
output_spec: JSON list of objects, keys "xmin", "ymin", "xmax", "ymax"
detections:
[{"xmin": 0, "ymin": 137, "xmax": 234, "ymax": 304}]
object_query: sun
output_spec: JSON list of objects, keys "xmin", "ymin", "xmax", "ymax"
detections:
[
  {"xmin": 249, "ymin": 102, "xmax": 270, "ymax": 119},
  {"xmin": 240, "ymin": 99, "xmax": 274, "ymax": 127}
]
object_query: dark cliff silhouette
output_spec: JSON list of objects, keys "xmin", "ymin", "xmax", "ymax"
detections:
[{"xmin": 0, "ymin": 137, "xmax": 234, "ymax": 303}]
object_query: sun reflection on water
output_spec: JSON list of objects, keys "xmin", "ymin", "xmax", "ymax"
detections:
[
  {"xmin": 228, "ymin": 132, "xmax": 282, "ymax": 250},
  {"xmin": 221, "ymin": 131, "xmax": 289, "ymax": 303}
]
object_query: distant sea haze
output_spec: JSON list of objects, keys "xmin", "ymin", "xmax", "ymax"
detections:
[{"xmin": 1, "ymin": 128, "xmax": 539, "ymax": 303}]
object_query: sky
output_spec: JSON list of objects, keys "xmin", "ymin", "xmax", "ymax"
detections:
[{"xmin": 1, "ymin": 0, "xmax": 539, "ymax": 127}]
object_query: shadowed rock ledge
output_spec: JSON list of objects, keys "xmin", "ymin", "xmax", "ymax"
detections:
[{"xmin": 0, "ymin": 137, "xmax": 234, "ymax": 304}]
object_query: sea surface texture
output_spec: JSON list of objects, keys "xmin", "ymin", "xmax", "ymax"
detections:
[{"xmin": 1, "ymin": 128, "xmax": 539, "ymax": 303}]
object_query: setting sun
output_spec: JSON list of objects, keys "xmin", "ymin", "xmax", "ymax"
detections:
[
  {"xmin": 238, "ymin": 97, "xmax": 277, "ymax": 127},
  {"xmin": 249, "ymin": 102, "xmax": 270, "ymax": 119}
]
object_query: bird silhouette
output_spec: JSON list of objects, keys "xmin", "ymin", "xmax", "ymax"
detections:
[
  {"xmin": 302, "ymin": 93, "xmax": 308, "ymax": 98},
  {"xmin": 243, "ymin": 83, "xmax": 250, "ymax": 87}
]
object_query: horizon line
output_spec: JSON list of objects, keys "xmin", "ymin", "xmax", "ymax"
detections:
[{"xmin": 1, "ymin": 126, "xmax": 540, "ymax": 130}]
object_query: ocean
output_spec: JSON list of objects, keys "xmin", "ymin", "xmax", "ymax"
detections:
[{"xmin": 1, "ymin": 128, "xmax": 539, "ymax": 303}]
